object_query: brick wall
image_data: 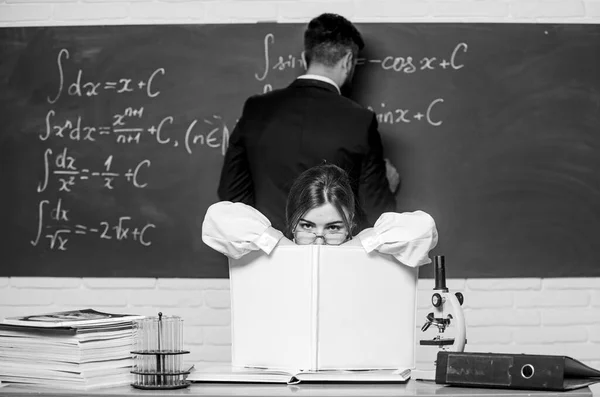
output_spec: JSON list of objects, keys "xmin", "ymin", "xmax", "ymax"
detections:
[
  {"xmin": 1, "ymin": 0, "xmax": 599, "ymax": 383},
  {"xmin": 2, "ymin": 0, "xmax": 600, "ymax": 26},
  {"xmin": 1, "ymin": 276, "xmax": 599, "ymax": 368}
]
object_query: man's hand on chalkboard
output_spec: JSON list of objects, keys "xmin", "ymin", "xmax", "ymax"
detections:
[{"xmin": 385, "ymin": 158, "xmax": 400, "ymax": 195}]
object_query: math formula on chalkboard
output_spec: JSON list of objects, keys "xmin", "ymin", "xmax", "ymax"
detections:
[
  {"xmin": 2, "ymin": 24, "xmax": 600, "ymax": 278},
  {"xmin": 27, "ymin": 33, "xmax": 470, "ymax": 254},
  {"xmin": 29, "ymin": 48, "xmax": 234, "ymax": 253},
  {"xmin": 257, "ymin": 32, "xmax": 469, "ymax": 128}
]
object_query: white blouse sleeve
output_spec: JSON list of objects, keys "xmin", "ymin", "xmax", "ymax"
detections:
[
  {"xmin": 357, "ymin": 211, "xmax": 438, "ymax": 267},
  {"xmin": 201, "ymin": 201, "xmax": 284, "ymax": 259}
]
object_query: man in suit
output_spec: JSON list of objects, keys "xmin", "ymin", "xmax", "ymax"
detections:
[{"xmin": 218, "ymin": 13, "xmax": 398, "ymax": 233}]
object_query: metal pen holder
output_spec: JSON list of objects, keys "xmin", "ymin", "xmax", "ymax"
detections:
[{"xmin": 131, "ymin": 313, "xmax": 190, "ymax": 390}]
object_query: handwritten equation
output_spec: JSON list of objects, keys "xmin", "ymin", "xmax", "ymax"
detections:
[
  {"xmin": 253, "ymin": 33, "xmax": 468, "ymax": 127},
  {"xmin": 42, "ymin": 110, "xmax": 230, "ymax": 156},
  {"xmin": 48, "ymin": 49, "xmax": 164, "ymax": 102},
  {"xmin": 28, "ymin": 33, "xmax": 467, "ymax": 252},
  {"xmin": 31, "ymin": 199, "xmax": 156, "ymax": 250},
  {"xmin": 37, "ymin": 150, "xmax": 150, "ymax": 192},
  {"xmin": 255, "ymin": 33, "xmax": 468, "ymax": 82},
  {"xmin": 44, "ymin": 49, "xmax": 232, "ymax": 156},
  {"xmin": 355, "ymin": 42, "xmax": 467, "ymax": 73},
  {"xmin": 32, "ymin": 48, "xmax": 194, "ymax": 251},
  {"xmin": 368, "ymin": 98, "xmax": 444, "ymax": 127}
]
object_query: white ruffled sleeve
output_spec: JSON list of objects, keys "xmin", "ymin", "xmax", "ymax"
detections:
[
  {"xmin": 201, "ymin": 201, "xmax": 284, "ymax": 259},
  {"xmin": 357, "ymin": 211, "xmax": 438, "ymax": 267}
]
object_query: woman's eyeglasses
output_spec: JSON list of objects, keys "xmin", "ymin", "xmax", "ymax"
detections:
[{"xmin": 293, "ymin": 230, "xmax": 348, "ymax": 245}]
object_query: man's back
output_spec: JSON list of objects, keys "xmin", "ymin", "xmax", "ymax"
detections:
[{"xmin": 218, "ymin": 78, "xmax": 395, "ymax": 232}]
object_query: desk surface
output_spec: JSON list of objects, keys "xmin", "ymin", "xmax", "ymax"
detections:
[{"xmin": 0, "ymin": 381, "xmax": 593, "ymax": 397}]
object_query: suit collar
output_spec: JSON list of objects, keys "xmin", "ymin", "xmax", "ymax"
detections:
[{"xmin": 291, "ymin": 77, "xmax": 340, "ymax": 94}]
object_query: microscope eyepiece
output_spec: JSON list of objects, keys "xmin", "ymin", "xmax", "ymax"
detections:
[{"xmin": 434, "ymin": 255, "xmax": 448, "ymax": 291}]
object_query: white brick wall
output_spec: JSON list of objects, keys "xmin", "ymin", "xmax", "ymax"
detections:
[
  {"xmin": 0, "ymin": 277, "xmax": 231, "ymax": 364},
  {"xmin": 2, "ymin": 0, "xmax": 600, "ymax": 26},
  {"xmin": 1, "ymin": 2, "xmax": 600, "ymax": 392},
  {"xmin": 1, "ymin": 276, "xmax": 599, "ymax": 369},
  {"xmin": 417, "ymin": 277, "xmax": 600, "ymax": 376}
]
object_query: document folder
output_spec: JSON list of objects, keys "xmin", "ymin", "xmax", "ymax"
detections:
[{"xmin": 435, "ymin": 351, "xmax": 600, "ymax": 391}]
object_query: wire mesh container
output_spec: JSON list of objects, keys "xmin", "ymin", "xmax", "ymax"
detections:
[{"xmin": 131, "ymin": 313, "xmax": 190, "ymax": 389}]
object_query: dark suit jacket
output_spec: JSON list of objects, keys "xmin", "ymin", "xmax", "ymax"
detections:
[{"xmin": 218, "ymin": 78, "xmax": 396, "ymax": 233}]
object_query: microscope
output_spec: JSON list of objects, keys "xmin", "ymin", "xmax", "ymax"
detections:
[{"xmin": 412, "ymin": 255, "xmax": 467, "ymax": 381}]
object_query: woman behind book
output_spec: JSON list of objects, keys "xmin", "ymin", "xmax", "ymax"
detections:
[{"xmin": 202, "ymin": 164, "xmax": 438, "ymax": 268}]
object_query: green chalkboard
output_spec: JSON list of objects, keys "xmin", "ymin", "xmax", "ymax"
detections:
[{"xmin": 1, "ymin": 24, "xmax": 599, "ymax": 278}]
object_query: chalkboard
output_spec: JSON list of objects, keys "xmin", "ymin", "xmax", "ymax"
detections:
[{"xmin": 1, "ymin": 24, "xmax": 599, "ymax": 278}]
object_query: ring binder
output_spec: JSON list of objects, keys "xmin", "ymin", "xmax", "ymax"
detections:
[{"xmin": 435, "ymin": 351, "xmax": 600, "ymax": 391}]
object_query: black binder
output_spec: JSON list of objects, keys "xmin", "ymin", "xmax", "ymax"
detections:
[{"xmin": 435, "ymin": 351, "xmax": 600, "ymax": 391}]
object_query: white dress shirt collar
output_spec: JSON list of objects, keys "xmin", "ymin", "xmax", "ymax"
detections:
[{"xmin": 297, "ymin": 74, "xmax": 341, "ymax": 94}]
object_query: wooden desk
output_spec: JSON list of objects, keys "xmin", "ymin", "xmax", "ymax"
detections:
[{"xmin": 0, "ymin": 381, "xmax": 593, "ymax": 397}]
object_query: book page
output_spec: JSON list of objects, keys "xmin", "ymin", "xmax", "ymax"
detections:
[
  {"xmin": 188, "ymin": 364, "xmax": 293, "ymax": 383},
  {"xmin": 317, "ymin": 246, "xmax": 418, "ymax": 370},
  {"xmin": 290, "ymin": 368, "xmax": 411, "ymax": 384},
  {"xmin": 2, "ymin": 309, "xmax": 144, "ymax": 328},
  {"xmin": 229, "ymin": 247, "xmax": 314, "ymax": 370}
]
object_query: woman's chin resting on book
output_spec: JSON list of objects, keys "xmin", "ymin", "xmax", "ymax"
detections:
[{"xmin": 202, "ymin": 164, "xmax": 438, "ymax": 268}]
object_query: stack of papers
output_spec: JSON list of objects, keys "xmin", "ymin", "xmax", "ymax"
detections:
[{"xmin": 0, "ymin": 309, "xmax": 145, "ymax": 390}]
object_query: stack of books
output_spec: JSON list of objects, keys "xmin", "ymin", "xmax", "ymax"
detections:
[{"xmin": 0, "ymin": 308, "xmax": 145, "ymax": 390}]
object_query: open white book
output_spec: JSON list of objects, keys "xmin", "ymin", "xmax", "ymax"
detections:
[
  {"xmin": 1, "ymin": 308, "xmax": 144, "ymax": 329},
  {"xmin": 188, "ymin": 364, "xmax": 411, "ymax": 385},
  {"xmin": 229, "ymin": 245, "xmax": 419, "ymax": 371}
]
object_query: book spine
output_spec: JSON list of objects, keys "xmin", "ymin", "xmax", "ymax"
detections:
[{"xmin": 310, "ymin": 245, "xmax": 320, "ymax": 371}]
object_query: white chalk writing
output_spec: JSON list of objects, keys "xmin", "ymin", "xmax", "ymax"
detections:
[
  {"xmin": 47, "ymin": 49, "xmax": 164, "ymax": 103},
  {"xmin": 368, "ymin": 98, "xmax": 445, "ymax": 127},
  {"xmin": 31, "ymin": 199, "xmax": 156, "ymax": 250},
  {"xmin": 256, "ymin": 33, "xmax": 468, "ymax": 81}
]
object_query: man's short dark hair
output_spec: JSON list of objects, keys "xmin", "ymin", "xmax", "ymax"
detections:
[{"xmin": 303, "ymin": 13, "xmax": 364, "ymax": 68}]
